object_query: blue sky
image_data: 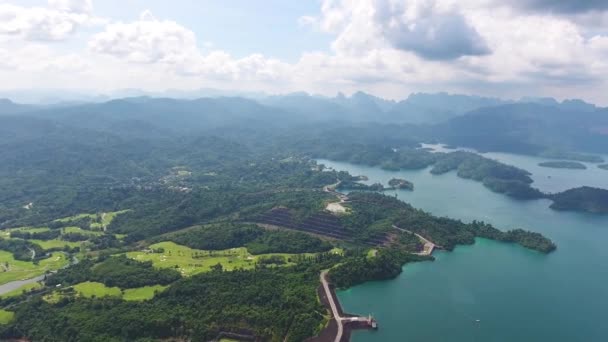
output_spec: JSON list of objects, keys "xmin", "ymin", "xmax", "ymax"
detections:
[
  {"xmin": 20, "ymin": 0, "xmax": 332, "ymax": 61},
  {"xmin": 94, "ymin": 0, "xmax": 333, "ymax": 61},
  {"xmin": 1, "ymin": 0, "xmax": 608, "ymax": 104}
]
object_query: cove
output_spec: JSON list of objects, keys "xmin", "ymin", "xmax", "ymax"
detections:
[{"xmin": 318, "ymin": 154, "xmax": 608, "ymax": 342}]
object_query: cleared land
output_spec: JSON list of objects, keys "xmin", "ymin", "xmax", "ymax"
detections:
[{"xmin": 0, "ymin": 251, "xmax": 68, "ymax": 285}]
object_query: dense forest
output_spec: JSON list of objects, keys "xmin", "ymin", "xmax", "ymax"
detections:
[
  {"xmin": 158, "ymin": 223, "xmax": 332, "ymax": 255},
  {"xmin": 3, "ymin": 262, "xmax": 337, "ymax": 342},
  {"xmin": 550, "ymin": 187, "xmax": 608, "ymax": 214}
]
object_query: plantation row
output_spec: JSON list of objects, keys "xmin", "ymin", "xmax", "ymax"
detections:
[{"xmin": 254, "ymin": 208, "xmax": 391, "ymax": 246}]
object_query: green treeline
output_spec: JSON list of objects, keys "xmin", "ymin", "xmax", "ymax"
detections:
[
  {"xmin": 9, "ymin": 230, "xmax": 60, "ymax": 241},
  {"xmin": 1, "ymin": 260, "xmax": 338, "ymax": 342}
]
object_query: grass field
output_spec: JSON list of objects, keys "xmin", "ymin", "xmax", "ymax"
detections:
[
  {"xmin": 62, "ymin": 226, "xmax": 103, "ymax": 236},
  {"xmin": 90, "ymin": 210, "xmax": 131, "ymax": 230},
  {"xmin": 0, "ymin": 281, "xmax": 43, "ymax": 298},
  {"xmin": 46, "ymin": 283, "xmax": 167, "ymax": 302},
  {"xmin": 1, "ymin": 227, "xmax": 51, "ymax": 239},
  {"xmin": 0, "ymin": 309, "xmax": 14, "ymax": 324},
  {"xmin": 122, "ymin": 285, "xmax": 167, "ymax": 301},
  {"xmin": 55, "ymin": 213, "xmax": 93, "ymax": 223},
  {"xmin": 126, "ymin": 241, "xmax": 327, "ymax": 277},
  {"xmin": 55, "ymin": 210, "xmax": 131, "ymax": 230},
  {"xmin": 73, "ymin": 281, "xmax": 122, "ymax": 298},
  {"xmin": 30, "ymin": 239, "xmax": 81, "ymax": 250},
  {"xmin": 0, "ymin": 251, "xmax": 68, "ymax": 285}
]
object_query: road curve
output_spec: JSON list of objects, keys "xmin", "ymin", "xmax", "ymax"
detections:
[
  {"xmin": 320, "ymin": 270, "xmax": 343, "ymax": 342},
  {"xmin": 392, "ymin": 225, "xmax": 438, "ymax": 256}
]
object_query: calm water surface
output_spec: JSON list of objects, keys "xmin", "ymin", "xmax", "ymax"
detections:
[{"xmin": 318, "ymin": 152, "xmax": 608, "ymax": 342}]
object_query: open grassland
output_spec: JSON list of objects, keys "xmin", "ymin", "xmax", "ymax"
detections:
[
  {"xmin": 46, "ymin": 283, "xmax": 167, "ymax": 302},
  {"xmin": 126, "ymin": 241, "xmax": 321, "ymax": 277},
  {"xmin": 54, "ymin": 213, "xmax": 93, "ymax": 223},
  {"xmin": 0, "ymin": 281, "xmax": 43, "ymax": 298},
  {"xmin": 90, "ymin": 210, "xmax": 131, "ymax": 230},
  {"xmin": 1, "ymin": 227, "xmax": 51, "ymax": 238},
  {"xmin": 0, "ymin": 310, "xmax": 14, "ymax": 324},
  {"xmin": 55, "ymin": 210, "xmax": 131, "ymax": 230},
  {"xmin": 73, "ymin": 281, "xmax": 122, "ymax": 298},
  {"xmin": 122, "ymin": 285, "xmax": 167, "ymax": 301},
  {"xmin": 29, "ymin": 239, "xmax": 81, "ymax": 250},
  {"xmin": 0, "ymin": 251, "xmax": 68, "ymax": 285},
  {"xmin": 62, "ymin": 226, "xmax": 103, "ymax": 236}
]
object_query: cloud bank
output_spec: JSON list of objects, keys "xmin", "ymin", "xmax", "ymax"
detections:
[{"xmin": 1, "ymin": 0, "xmax": 608, "ymax": 104}]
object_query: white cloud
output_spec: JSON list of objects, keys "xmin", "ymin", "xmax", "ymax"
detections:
[
  {"xmin": 0, "ymin": 1, "xmax": 101, "ymax": 41},
  {"xmin": 89, "ymin": 11, "xmax": 292, "ymax": 82},
  {"xmin": 89, "ymin": 10, "xmax": 199, "ymax": 63},
  {"xmin": 1, "ymin": 0, "xmax": 608, "ymax": 105},
  {"xmin": 48, "ymin": 0, "xmax": 93, "ymax": 14}
]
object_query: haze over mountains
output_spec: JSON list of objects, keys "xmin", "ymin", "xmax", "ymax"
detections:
[{"xmin": 1, "ymin": 91, "xmax": 607, "ymax": 159}]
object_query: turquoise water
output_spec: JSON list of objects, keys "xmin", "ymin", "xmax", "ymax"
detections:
[{"xmin": 318, "ymin": 154, "xmax": 608, "ymax": 342}]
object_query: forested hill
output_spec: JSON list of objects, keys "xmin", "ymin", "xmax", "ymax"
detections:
[{"xmin": 436, "ymin": 103, "xmax": 608, "ymax": 155}]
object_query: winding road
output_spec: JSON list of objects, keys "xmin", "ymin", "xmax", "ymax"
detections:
[{"xmin": 392, "ymin": 225, "xmax": 439, "ymax": 256}]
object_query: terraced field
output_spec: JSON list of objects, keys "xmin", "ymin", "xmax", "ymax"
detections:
[{"xmin": 254, "ymin": 208, "xmax": 391, "ymax": 246}]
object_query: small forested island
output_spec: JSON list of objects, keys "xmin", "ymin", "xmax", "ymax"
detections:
[
  {"xmin": 550, "ymin": 187, "xmax": 608, "ymax": 214},
  {"xmin": 538, "ymin": 151, "xmax": 604, "ymax": 163},
  {"xmin": 388, "ymin": 178, "xmax": 414, "ymax": 190},
  {"xmin": 538, "ymin": 161, "xmax": 587, "ymax": 169},
  {"xmin": 599, "ymin": 164, "xmax": 608, "ymax": 170}
]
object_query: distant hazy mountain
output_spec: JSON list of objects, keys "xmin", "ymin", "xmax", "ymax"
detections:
[
  {"xmin": 0, "ymin": 99, "xmax": 37, "ymax": 115},
  {"xmin": 438, "ymin": 102, "xmax": 608, "ymax": 154},
  {"xmin": 387, "ymin": 92, "xmax": 511, "ymax": 124}
]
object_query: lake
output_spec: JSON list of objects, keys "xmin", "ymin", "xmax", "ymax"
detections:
[{"xmin": 318, "ymin": 152, "xmax": 608, "ymax": 342}]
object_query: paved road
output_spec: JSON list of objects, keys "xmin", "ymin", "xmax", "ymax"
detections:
[
  {"xmin": 320, "ymin": 270, "xmax": 344, "ymax": 342},
  {"xmin": 0, "ymin": 275, "xmax": 44, "ymax": 296}
]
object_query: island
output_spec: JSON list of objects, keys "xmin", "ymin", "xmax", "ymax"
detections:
[
  {"xmin": 550, "ymin": 187, "xmax": 608, "ymax": 214},
  {"xmin": 599, "ymin": 164, "xmax": 608, "ymax": 171},
  {"xmin": 538, "ymin": 150, "xmax": 604, "ymax": 163},
  {"xmin": 538, "ymin": 161, "xmax": 587, "ymax": 169},
  {"xmin": 388, "ymin": 178, "xmax": 414, "ymax": 190}
]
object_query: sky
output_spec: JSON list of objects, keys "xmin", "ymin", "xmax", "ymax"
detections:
[{"xmin": 1, "ymin": 0, "xmax": 608, "ymax": 104}]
